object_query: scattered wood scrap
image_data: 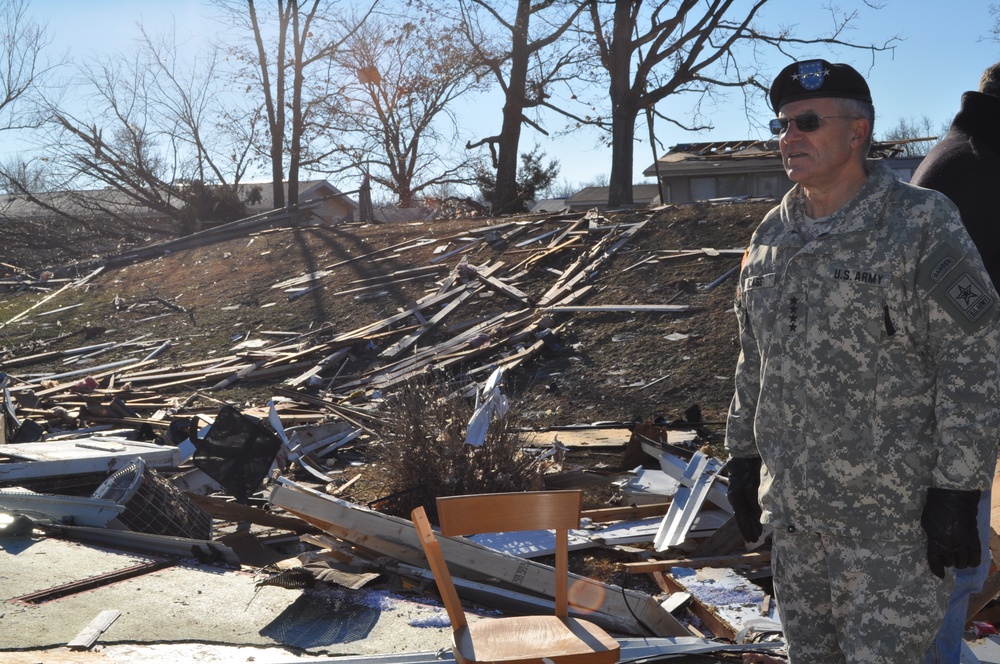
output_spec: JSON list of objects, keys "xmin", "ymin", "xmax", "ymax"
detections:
[{"xmin": 0, "ymin": 208, "xmax": 801, "ymax": 655}]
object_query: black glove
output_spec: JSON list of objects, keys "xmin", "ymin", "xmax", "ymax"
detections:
[
  {"xmin": 727, "ymin": 456, "xmax": 764, "ymax": 543},
  {"xmin": 921, "ymin": 487, "xmax": 982, "ymax": 579}
]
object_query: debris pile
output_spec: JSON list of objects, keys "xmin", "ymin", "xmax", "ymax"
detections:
[{"xmin": 0, "ymin": 203, "xmax": 801, "ymax": 659}]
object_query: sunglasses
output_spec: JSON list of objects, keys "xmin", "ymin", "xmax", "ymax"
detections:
[{"xmin": 769, "ymin": 114, "xmax": 860, "ymax": 135}]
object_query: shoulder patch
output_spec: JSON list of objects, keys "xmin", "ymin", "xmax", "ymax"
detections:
[
  {"xmin": 917, "ymin": 242, "xmax": 997, "ymax": 333},
  {"xmin": 917, "ymin": 242, "xmax": 961, "ymax": 288},
  {"xmin": 944, "ymin": 272, "xmax": 994, "ymax": 324}
]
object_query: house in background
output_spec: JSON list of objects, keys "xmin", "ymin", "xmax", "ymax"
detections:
[
  {"xmin": 0, "ymin": 179, "xmax": 359, "ymax": 230},
  {"xmin": 642, "ymin": 139, "xmax": 929, "ymax": 205},
  {"xmin": 530, "ymin": 197, "xmax": 569, "ymax": 213},
  {"xmin": 563, "ymin": 184, "xmax": 661, "ymax": 211},
  {"xmin": 242, "ymin": 180, "xmax": 358, "ymax": 224},
  {"xmin": 0, "ymin": 187, "xmax": 174, "ymax": 228}
]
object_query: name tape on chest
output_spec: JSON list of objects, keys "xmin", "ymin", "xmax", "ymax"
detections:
[{"xmin": 829, "ymin": 267, "xmax": 890, "ymax": 287}]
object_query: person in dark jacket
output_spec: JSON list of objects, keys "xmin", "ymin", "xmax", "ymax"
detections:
[{"xmin": 912, "ymin": 61, "xmax": 1000, "ymax": 664}]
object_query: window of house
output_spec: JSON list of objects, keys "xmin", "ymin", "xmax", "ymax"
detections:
[
  {"xmin": 690, "ymin": 175, "xmax": 748, "ymax": 201},
  {"xmin": 757, "ymin": 175, "xmax": 780, "ymax": 198}
]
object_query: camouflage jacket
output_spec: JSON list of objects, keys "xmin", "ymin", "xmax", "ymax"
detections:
[{"xmin": 725, "ymin": 159, "xmax": 1000, "ymax": 540}]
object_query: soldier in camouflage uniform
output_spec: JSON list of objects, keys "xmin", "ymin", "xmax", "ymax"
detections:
[{"xmin": 725, "ymin": 59, "xmax": 1000, "ymax": 663}]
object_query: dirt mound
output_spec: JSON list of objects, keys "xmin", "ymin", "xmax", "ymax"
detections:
[{"xmin": 0, "ymin": 202, "xmax": 768, "ymax": 434}]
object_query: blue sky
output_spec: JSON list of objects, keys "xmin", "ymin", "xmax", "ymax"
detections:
[{"xmin": 16, "ymin": 0, "xmax": 1000, "ymax": 193}]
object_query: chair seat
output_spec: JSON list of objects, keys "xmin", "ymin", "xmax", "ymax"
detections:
[{"xmin": 453, "ymin": 615, "xmax": 620, "ymax": 663}]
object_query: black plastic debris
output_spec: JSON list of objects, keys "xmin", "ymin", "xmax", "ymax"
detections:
[{"xmin": 191, "ymin": 405, "xmax": 282, "ymax": 504}]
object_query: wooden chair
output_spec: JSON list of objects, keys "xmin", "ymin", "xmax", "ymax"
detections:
[{"xmin": 411, "ymin": 490, "xmax": 620, "ymax": 664}]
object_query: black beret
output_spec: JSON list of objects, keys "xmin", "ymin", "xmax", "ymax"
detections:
[{"xmin": 769, "ymin": 59, "xmax": 872, "ymax": 112}]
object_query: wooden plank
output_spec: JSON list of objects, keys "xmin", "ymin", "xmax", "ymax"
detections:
[
  {"xmin": 623, "ymin": 551, "xmax": 771, "ymax": 573},
  {"xmin": 327, "ymin": 273, "xmax": 434, "ymax": 297},
  {"xmin": 662, "ymin": 592, "xmax": 692, "ymax": 613},
  {"xmin": 269, "ymin": 480, "xmax": 688, "ymax": 638},
  {"xmin": 653, "ymin": 570, "xmax": 736, "ymax": 641},
  {"xmin": 544, "ymin": 304, "xmax": 694, "ymax": 313},
  {"xmin": 184, "ymin": 493, "xmax": 316, "ymax": 533},
  {"xmin": 429, "ymin": 237, "xmax": 483, "ymax": 264},
  {"xmin": 582, "ymin": 502, "xmax": 672, "ymax": 522},
  {"xmin": 524, "ymin": 428, "xmax": 632, "ymax": 449},
  {"xmin": 331, "ymin": 284, "xmax": 468, "ymax": 342},
  {"xmin": 379, "ymin": 287, "xmax": 475, "ymax": 359},
  {"xmin": 66, "ymin": 610, "xmax": 121, "ymax": 650},
  {"xmin": 473, "ymin": 270, "xmax": 531, "ymax": 305},
  {"xmin": 283, "ymin": 347, "xmax": 352, "ymax": 387}
]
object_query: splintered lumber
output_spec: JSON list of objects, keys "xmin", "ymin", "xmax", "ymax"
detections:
[
  {"xmin": 429, "ymin": 237, "xmax": 483, "ymax": 264},
  {"xmin": 283, "ymin": 347, "xmax": 352, "ymax": 387},
  {"xmin": 379, "ymin": 285, "xmax": 475, "ymax": 359},
  {"xmin": 340, "ymin": 309, "xmax": 530, "ymax": 392},
  {"xmin": 582, "ymin": 502, "xmax": 673, "ymax": 522},
  {"xmin": 543, "ymin": 304, "xmax": 694, "ymax": 313},
  {"xmin": 547, "ymin": 216, "xmax": 587, "ymax": 247},
  {"xmin": 0, "ymin": 267, "xmax": 104, "ymax": 332},
  {"xmin": 623, "ymin": 551, "xmax": 772, "ymax": 573},
  {"xmin": 269, "ymin": 479, "xmax": 689, "ymax": 638},
  {"xmin": 471, "ymin": 269, "xmax": 532, "ymax": 305},
  {"xmin": 331, "ymin": 283, "xmax": 468, "ymax": 342},
  {"xmin": 653, "ymin": 572, "xmax": 736, "ymax": 641},
  {"xmin": 185, "ymin": 493, "xmax": 316, "ymax": 533}
]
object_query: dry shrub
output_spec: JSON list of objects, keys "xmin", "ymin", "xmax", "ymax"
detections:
[{"xmin": 372, "ymin": 374, "xmax": 543, "ymax": 520}]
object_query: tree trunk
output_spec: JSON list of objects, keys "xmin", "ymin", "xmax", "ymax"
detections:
[
  {"xmin": 606, "ymin": 0, "xmax": 638, "ymax": 210},
  {"xmin": 492, "ymin": 0, "xmax": 531, "ymax": 215},
  {"xmin": 607, "ymin": 103, "xmax": 638, "ymax": 209},
  {"xmin": 287, "ymin": 4, "xmax": 305, "ymax": 211},
  {"xmin": 398, "ymin": 186, "xmax": 414, "ymax": 208},
  {"xmin": 249, "ymin": 0, "xmax": 287, "ymax": 211}
]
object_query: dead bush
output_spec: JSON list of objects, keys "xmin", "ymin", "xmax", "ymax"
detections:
[{"xmin": 371, "ymin": 374, "xmax": 543, "ymax": 520}]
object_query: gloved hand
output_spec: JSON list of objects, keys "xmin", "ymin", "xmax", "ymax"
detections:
[
  {"xmin": 727, "ymin": 456, "xmax": 764, "ymax": 543},
  {"xmin": 921, "ymin": 487, "xmax": 982, "ymax": 579}
]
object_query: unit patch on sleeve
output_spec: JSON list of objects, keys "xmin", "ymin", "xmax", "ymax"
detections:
[
  {"xmin": 917, "ymin": 241, "xmax": 997, "ymax": 332},
  {"xmin": 945, "ymin": 273, "xmax": 993, "ymax": 323}
]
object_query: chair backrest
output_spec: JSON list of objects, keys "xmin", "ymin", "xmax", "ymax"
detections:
[{"xmin": 413, "ymin": 490, "xmax": 583, "ymax": 620}]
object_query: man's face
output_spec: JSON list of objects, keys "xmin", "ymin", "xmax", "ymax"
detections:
[{"xmin": 775, "ymin": 97, "xmax": 867, "ymax": 192}]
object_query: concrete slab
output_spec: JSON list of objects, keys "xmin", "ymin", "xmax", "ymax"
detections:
[{"xmin": 0, "ymin": 534, "xmax": 454, "ymax": 657}]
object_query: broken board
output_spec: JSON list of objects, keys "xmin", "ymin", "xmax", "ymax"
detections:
[{"xmin": 0, "ymin": 438, "xmax": 179, "ymax": 482}]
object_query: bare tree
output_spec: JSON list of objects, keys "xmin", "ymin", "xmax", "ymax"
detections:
[
  {"xmin": 0, "ymin": 0, "xmax": 57, "ymax": 133},
  {"xmin": 138, "ymin": 26, "xmax": 261, "ymax": 190},
  {"xmin": 584, "ymin": 0, "xmax": 898, "ymax": 208},
  {"xmin": 2, "ymin": 21, "xmax": 260, "ymax": 239},
  {"xmin": 333, "ymin": 17, "xmax": 488, "ymax": 207},
  {"xmin": 458, "ymin": 0, "xmax": 588, "ymax": 214},
  {"xmin": 880, "ymin": 116, "xmax": 941, "ymax": 157},
  {"xmin": 219, "ymin": 0, "xmax": 376, "ymax": 211}
]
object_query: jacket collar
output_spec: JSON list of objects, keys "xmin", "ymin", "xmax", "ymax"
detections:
[
  {"xmin": 952, "ymin": 91, "xmax": 1000, "ymax": 151},
  {"xmin": 780, "ymin": 159, "xmax": 894, "ymax": 236}
]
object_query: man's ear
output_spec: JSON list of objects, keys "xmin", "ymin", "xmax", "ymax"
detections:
[{"xmin": 850, "ymin": 118, "xmax": 870, "ymax": 149}]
